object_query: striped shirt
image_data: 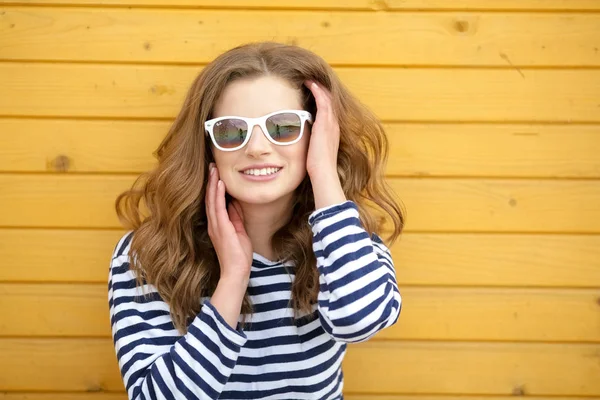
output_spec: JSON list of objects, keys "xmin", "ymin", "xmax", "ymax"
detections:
[{"xmin": 108, "ymin": 200, "xmax": 402, "ymax": 399}]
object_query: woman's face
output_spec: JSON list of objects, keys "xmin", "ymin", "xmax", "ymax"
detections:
[{"xmin": 209, "ymin": 75, "xmax": 310, "ymax": 206}]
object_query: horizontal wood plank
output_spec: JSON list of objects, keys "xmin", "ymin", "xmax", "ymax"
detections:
[
  {"xmin": 1, "ymin": 175, "xmax": 600, "ymax": 232},
  {"xmin": 0, "ymin": 338, "xmax": 123, "ymax": 391},
  {"xmin": 385, "ymin": 123, "xmax": 600, "ymax": 178},
  {"xmin": 0, "ymin": 338, "xmax": 598, "ymax": 395},
  {"xmin": 0, "ymin": 175, "xmax": 133, "ymax": 229},
  {"xmin": 2, "ymin": 229, "xmax": 599, "ymax": 287},
  {"xmin": 0, "ymin": 395, "xmax": 128, "ymax": 400},
  {"xmin": 2, "ymin": 8, "xmax": 600, "ymax": 66},
  {"xmin": 379, "ymin": 287, "xmax": 600, "ymax": 342},
  {"xmin": 0, "ymin": 395, "xmax": 129, "ymax": 400},
  {"xmin": 5, "ymin": 0, "xmax": 600, "ymax": 11},
  {"xmin": 392, "ymin": 233, "xmax": 600, "ymax": 287},
  {"xmin": 0, "ymin": 119, "xmax": 163, "ymax": 173},
  {"xmin": 0, "ymin": 283, "xmax": 111, "ymax": 337},
  {"xmin": 1, "ymin": 63, "xmax": 599, "ymax": 122},
  {"xmin": 343, "ymin": 341, "xmax": 600, "ymax": 395},
  {"xmin": 0, "ymin": 396, "xmax": 598, "ymax": 400},
  {"xmin": 2, "ymin": 396, "xmax": 597, "ymax": 400},
  {"xmin": 2, "ymin": 119, "xmax": 600, "ymax": 178},
  {"xmin": 0, "ymin": 229, "xmax": 123, "ymax": 282},
  {"xmin": 2, "ymin": 283, "xmax": 598, "ymax": 342},
  {"xmin": 388, "ymin": 178, "xmax": 600, "ymax": 233},
  {"xmin": 348, "ymin": 398, "xmax": 600, "ymax": 400}
]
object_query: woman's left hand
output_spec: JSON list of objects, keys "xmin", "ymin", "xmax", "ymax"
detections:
[{"xmin": 304, "ymin": 80, "xmax": 340, "ymax": 179}]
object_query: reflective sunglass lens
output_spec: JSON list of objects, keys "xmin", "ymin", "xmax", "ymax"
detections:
[
  {"xmin": 266, "ymin": 113, "xmax": 302, "ymax": 143},
  {"xmin": 213, "ymin": 118, "xmax": 248, "ymax": 149}
]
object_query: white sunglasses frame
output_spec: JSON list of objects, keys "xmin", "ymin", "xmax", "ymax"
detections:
[{"xmin": 204, "ymin": 109, "xmax": 313, "ymax": 152}]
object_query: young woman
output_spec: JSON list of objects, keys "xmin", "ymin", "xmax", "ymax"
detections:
[{"xmin": 108, "ymin": 41, "xmax": 404, "ymax": 400}]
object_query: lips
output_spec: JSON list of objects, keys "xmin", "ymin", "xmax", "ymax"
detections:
[
  {"xmin": 239, "ymin": 167, "xmax": 282, "ymax": 181},
  {"xmin": 242, "ymin": 167, "xmax": 281, "ymax": 175},
  {"xmin": 239, "ymin": 164, "xmax": 282, "ymax": 172}
]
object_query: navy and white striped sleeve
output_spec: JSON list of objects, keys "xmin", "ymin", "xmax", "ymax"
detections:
[
  {"xmin": 308, "ymin": 200, "xmax": 402, "ymax": 343},
  {"xmin": 108, "ymin": 232, "xmax": 247, "ymax": 400}
]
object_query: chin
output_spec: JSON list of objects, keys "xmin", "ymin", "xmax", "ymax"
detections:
[
  {"xmin": 235, "ymin": 190, "xmax": 292, "ymax": 205},
  {"xmin": 226, "ymin": 171, "xmax": 305, "ymax": 206}
]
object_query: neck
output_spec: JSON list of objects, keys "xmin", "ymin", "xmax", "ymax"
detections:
[{"xmin": 237, "ymin": 194, "xmax": 294, "ymax": 262}]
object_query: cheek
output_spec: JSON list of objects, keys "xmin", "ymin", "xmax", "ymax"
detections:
[
  {"xmin": 284, "ymin": 139, "xmax": 309, "ymax": 170},
  {"xmin": 212, "ymin": 151, "xmax": 235, "ymax": 176}
]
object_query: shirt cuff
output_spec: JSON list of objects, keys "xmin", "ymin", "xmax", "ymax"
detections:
[{"xmin": 201, "ymin": 300, "xmax": 247, "ymax": 347}]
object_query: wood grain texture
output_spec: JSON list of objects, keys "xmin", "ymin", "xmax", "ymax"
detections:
[
  {"xmin": 0, "ymin": 338, "xmax": 123, "ymax": 392},
  {"xmin": 2, "ymin": 175, "xmax": 600, "ymax": 232},
  {"xmin": 391, "ymin": 233, "xmax": 600, "ymax": 288},
  {"xmin": 1, "ymin": 0, "xmax": 598, "ymax": 395},
  {"xmin": 0, "ymin": 394, "xmax": 599, "ymax": 400},
  {"xmin": 2, "ymin": 119, "xmax": 600, "ymax": 178},
  {"xmin": 0, "ymin": 338, "xmax": 598, "ymax": 395},
  {"xmin": 0, "ymin": 396, "xmax": 598, "ymax": 400},
  {"xmin": 386, "ymin": 178, "xmax": 600, "ymax": 233},
  {"xmin": 0, "ymin": 229, "xmax": 124, "ymax": 282},
  {"xmin": 2, "ymin": 229, "xmax": 599, "ymax": 287},
  {"xmin": 384, "ymin": 123, "xmax": 600, "ymax": 178},
  {"xmin": 347, "ymin": 398, "xmax": 600, "ymax": 400},
  {"xmin": 1, "ymin": 63, "xmax": 600, "ymax": 122},
  {"xmin": 0, "ymin": 395, "xmax": 132, "ymax": 400},
  {"xmin": 0, "ymin": 119, "xmax": 163, "ymax": 173},
  {"xmin": 2, "ymin": 8, "xmax": 599, "ymax": 66},
  {"xmin": 4, "ymin": 0, "xmax": 600, "ymax": 11},
  {"xmin": 378, "ymin": 287, "xmax": 600, "ymax": 342},
  {"xmin": 2, "ymin": 283, "xmax": 598, "ymax": 342},
  {"xmin": 0, "ymin": 283, "xmax": 111, "ymax": 337},
  {"xmin": 343, "ymin": 341, "xmax": 600, "ymax": 395}
]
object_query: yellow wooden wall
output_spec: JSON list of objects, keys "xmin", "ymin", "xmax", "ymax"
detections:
[{"xmin": 1, "ymin": 0, "xmax": 599, "ymax": 398}]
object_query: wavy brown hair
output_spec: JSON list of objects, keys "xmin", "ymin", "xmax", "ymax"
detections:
[{"xmin": 116, "ymin": 41, "xmax": 405, "ymax": 334}]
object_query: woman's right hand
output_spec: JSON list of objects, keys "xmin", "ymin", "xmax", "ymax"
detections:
[{"xmin": 205, "ymin": 163, "xmax": 253, "ymax": 283}]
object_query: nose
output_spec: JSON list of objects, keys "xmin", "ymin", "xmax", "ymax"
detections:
[{"xmin": 244, "ymin": 123, "xmax": 271, "ymax": 157}]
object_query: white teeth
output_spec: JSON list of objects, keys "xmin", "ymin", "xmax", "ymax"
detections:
[{"xmin": 243, "ymin": 167, "xmax": 281, "ymax": 176}]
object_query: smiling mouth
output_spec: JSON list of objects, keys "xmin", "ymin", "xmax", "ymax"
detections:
[{"xmin": 241, "ymin": 167, "xmax": 282, "ymax": 176}]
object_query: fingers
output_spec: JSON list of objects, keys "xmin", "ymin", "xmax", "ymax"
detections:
[
  {"xmin": 305, "ymin": 81, "xmax": 325, "ymax": 110},
  {"xmin": 304, "ymin": 80, "xmax": 332, "ymax": 103},
  {"xmin": 206, "ymin": 163, "xmax": 237, "ymax": 241},
  {"xmin": 205, "ymin": 163, "xmax": 217, "ymax": 233},
  {"xmin": 305, "ymin": 80, "xmax": 334, "ymax": 119},
  {"xmin": 215, "ymin": 176, "xmax": 230, "ymax": 230}
]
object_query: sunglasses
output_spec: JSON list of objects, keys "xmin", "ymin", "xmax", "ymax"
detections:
[{"xmin": 204, "ymin": 109, "xmax": 313, "ymax": 152}]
